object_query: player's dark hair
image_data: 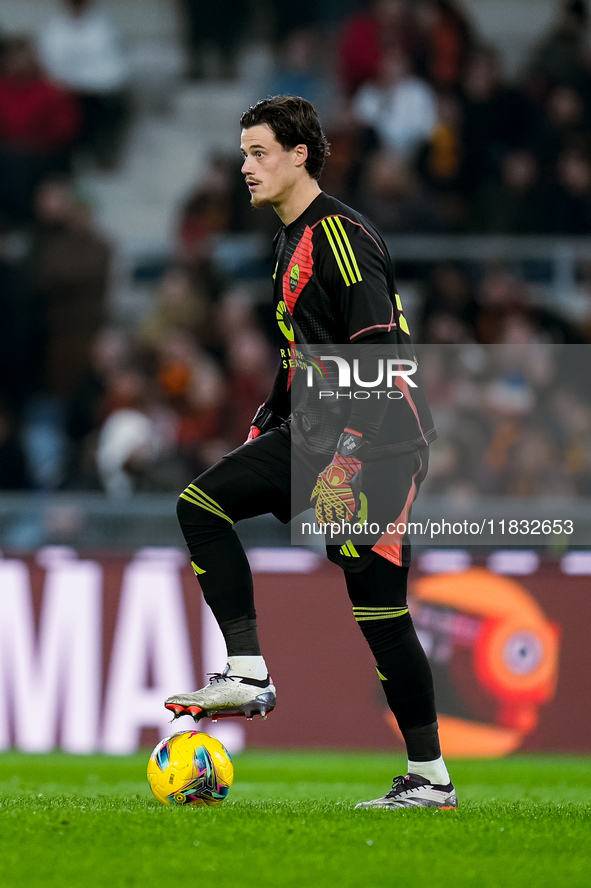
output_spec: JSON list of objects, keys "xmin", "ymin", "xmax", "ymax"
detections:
[{"xmin": 240, "ymin": 95, "xmax": 330, "ymax": 181}]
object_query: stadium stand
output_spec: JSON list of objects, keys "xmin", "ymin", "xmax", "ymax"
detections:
[{"xmin": 0, "ymin": 0, "xmax": 590, "ymax": 516}]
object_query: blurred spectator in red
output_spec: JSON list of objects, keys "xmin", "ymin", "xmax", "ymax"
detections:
[
  {"xmin": 337, "ymin": 0, "xmax": 417, "ymax": 97},
  {"xmin": 352, "ymin": 49, "xmax": 437, "ymax": 158},
  {"xmin": 461, "ymin": 47, "xmax": 539, "ymax": 197},
  {"xmin": 547, "ymin": 145, "xmax": 591, "ymax": 233},
  {"xmin": 0, "ymin": 37, "xmax": 79, "ymax": 225},
  {"xmin": 154, "ymin": 330, "xmax": 225, "ymax": 477},
  {"xmin": 472, "ymin": 149, "xmax": 549, "ymax": 234},
  {"xmin": 38, "ymin": 0, "xmax": 131, "ymax": 169},
  {"xmin": 525, "ymin": 0, "xmax": 590, "ymax": 101},
  {"xmin": 28, "ymin": 176, "xmax": 112, "ymax": 398},
  {"xmin": 222, "ymin": 326, "xmax": 276, "ymax": 449},
  {"xmin": 413, "ymin": 0, "xmax": 474, "ymax": 89},
  {"xmin": 210, "ymin": 288, "xmax": 276, "ymax": 449}
]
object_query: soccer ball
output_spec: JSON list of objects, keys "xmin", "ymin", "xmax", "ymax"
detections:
[{"xmin": 147, "ymin": 731, "xmax": 234, "ymax": 806}]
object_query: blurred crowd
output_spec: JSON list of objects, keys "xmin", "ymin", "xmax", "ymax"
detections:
[
  {"xmin": 420, "ymin": 343, "xmax": 591, "ymax": 499},
  {"xmin": 1, "ymin": 0, "xmax": 591, "ymax": 496}
]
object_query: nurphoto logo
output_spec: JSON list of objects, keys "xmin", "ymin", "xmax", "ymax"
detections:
[{"xmin": 306, "ymin": 355, "xmax": 418, "ymax": 399}]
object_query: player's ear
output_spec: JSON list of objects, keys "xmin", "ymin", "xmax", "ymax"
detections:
[{"xmin": 294, "ymin": 143, "xmax": 309, "ymax": 169}]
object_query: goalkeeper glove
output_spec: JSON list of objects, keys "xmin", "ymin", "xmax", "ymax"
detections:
[
  {"xmin": 311, "ymin": 429, "xmax": 366, "ymax": 525},
  {"xmin": 246, "ymin": 404, "xmax": 284, "ymax": 442}
]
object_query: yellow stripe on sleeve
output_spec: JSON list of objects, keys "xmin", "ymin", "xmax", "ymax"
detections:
[
  {"xmin": 327, "ymin": 217, "xmax": 357, "ymax": 284},
  {"xmin": 334, "ymin": 217, "xmax": 362, "ymax": 282},
  {"xmin": 322, "ymin": 219, "xmax": 351, "ymax": 286},
  {"xmin": 395, "ymin": 293, "xmax": 410, "ymax": 334}
]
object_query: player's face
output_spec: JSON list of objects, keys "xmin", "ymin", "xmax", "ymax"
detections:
[{"xmin": 240, "ymin": 124, "xmax": 304, "ymax": 208}]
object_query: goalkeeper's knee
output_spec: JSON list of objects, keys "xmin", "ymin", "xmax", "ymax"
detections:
[{"xmin": 176, "ymin": 481, "xmax": 235, "ymax": 547}]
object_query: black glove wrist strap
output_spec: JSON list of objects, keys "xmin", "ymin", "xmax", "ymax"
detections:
[
  {"xmin": 336, "ymin": 429, "xmax": 368, "ymax": 459},
  {"xmin": 252, "ymin": 404, "xmax": 284, "ymax": 434}
]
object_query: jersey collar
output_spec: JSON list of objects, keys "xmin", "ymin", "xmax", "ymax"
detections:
[{"xmin": 283, "ymin": 191, "xmax": 327, "ymax": 234}]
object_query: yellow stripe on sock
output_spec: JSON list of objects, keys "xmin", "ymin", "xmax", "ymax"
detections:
[
  {"xmin": 353, "ymin": 611, "xmax": 409, "ymax": 621},
  {"xmin": 353, "ymin": 606, "xmax": 409, "ymax": 622},
  {"xmin": 180, "ymin": 486, "xmax": 234, "ymax": 524},
  {"xmin": 180, "ymin": 491, "xmax": 231, "ymax": 523},
  {"xmin": 187, "ymin": 484, "xmax": 229, "ymax": 512},
  {"xmin": 353, "ymin": 606, "xmax": 409, "ymax": 613}
]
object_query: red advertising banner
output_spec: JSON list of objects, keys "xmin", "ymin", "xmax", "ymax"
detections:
[{"xmin": 0, "ymin": 546, "xmax": 589, "ymax": 756}]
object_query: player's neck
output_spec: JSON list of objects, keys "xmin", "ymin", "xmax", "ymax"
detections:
[{"xmin": 274, "ymin": 179, "xmax": 322, "ymax": 227}]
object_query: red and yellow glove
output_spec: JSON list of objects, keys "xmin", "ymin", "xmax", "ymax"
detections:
[{"xmin": 311, "ymin": 429, "xmax": 365, "ymax": 525}]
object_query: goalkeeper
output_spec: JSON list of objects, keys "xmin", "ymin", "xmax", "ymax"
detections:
[{"xmin": 166, "ymin": 95, "xmax": 456, "ymax": 810}]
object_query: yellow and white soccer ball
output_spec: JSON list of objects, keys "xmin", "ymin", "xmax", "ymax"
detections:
[{"xmin": 147, "ymin": 731, "xmax": 234, "ymax": 806}]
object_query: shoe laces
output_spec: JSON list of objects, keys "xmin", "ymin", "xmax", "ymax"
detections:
[
  {"xmin": 388, "ymin": 775, "xmax": 408, "ymax": 793},
  {"xmin": 207, "ymin": 672, "xmax": 238, "ymax": 685},
  {"xmin": 386, "ymin": 774, "xmax": 425, "ymax": 798}
]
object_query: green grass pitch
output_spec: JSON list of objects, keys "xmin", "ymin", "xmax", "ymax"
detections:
[{"xmin": 1, "ymin": 750, "xmax": 590, "ymax": 887}]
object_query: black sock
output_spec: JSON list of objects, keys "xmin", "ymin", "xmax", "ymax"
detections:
[
  {"xmin": 345, "ymin": 556, "xmax": 439, "ymax": 743},
  {"xmin": 357, "ymin": 610, "xmax": 438, "ymax": 732},
  {"xmin": 176, "ymin": 455, "xmax": 290, "ymax": 656},
  {"xmin": 401, "ymin": 721, "xmax": 441, "ymax": 762},
  {"xmin": 176, "ymin": 485, "xmax": 260, "ymax": 654},
  {"xmin": 219, "ymin": 616, "xmax": 261, "ymax": 657}
]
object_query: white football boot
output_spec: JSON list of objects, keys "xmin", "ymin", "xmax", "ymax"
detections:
[
  {"xmin": 165, "ymin": 666, "xmax": 276, "ymax": 722},
  {"xmin": 355, "ymin": 773, "xmax": 458, "ymax": 809}
]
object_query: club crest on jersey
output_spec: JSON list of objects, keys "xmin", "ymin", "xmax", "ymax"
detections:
[
  {"xmin": 281, "ymin": 225, "xmax": 314, "ymax": 312},
  {"xmin": 289, "ymin": 264, "xmax": 300, "ymax": 292}
]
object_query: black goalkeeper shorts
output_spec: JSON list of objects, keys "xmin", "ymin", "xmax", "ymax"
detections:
[{"xmin": 223, "ymin": 422, "xmax": 428, "ymax": 572}]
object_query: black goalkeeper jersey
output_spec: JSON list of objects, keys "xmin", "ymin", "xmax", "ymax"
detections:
[{"xmin": 266, "ymin": 191, "xmax": 436, "ymax": 458}]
